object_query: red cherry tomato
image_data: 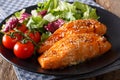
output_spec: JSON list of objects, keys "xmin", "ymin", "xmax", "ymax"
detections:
[
  {"xmin": 14, "ymin": 41, "xmax": 34, "ymax": 59},
  {"xmin": 2, "ymin": 31, "xmax": 23, "ymax": 49},
  {"xmin": 17, "ymin": 23, "xmax": 27, "ymax": 32},
  {"xmin": 25, "ymin": 30, "xmax": 41, "ymax": 43}
]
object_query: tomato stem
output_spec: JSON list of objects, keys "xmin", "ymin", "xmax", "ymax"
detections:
[
  {"xmin": 21, "ymin": 39, "xmax": 28, "ymax": 44},
  {"xmin": 14, "ymin": 28, "xmax": 39, "ymax": 52}
]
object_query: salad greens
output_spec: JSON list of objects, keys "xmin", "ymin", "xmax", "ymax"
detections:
[
  {"xmin": 27, "ymin": 0, "xmax": 99, "ymax": 32},
  {"xmin": 14, "ymin": 9, "xmax": 26, "ymax": 19},
  {"xmin": 30, "ymin": 0, "xmax": 99, "ymax": 30},
  {"xmin": 41, "ymin": 31, "xmax": 51, "ymax": 42},
  {"xmin": 1, "ymin": 0, "xmax": 99, "ymax": 42},
  {"xmin": 26, "ymin": 16, "xmax": 48, "ymax": 32},
  {"xmin": 73, "ymin": 1, "xmax": 99, "ymax": 19}
]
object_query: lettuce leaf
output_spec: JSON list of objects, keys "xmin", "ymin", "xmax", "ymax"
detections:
[
  {"xmin": 41, "ymin": 31, "xmax": 51, "ymax": 42},
  {"xmin": 26, "ymin": 16, "xmax": 48, "ymax": 32},
  {"xmin": 27, "ymin": 1, "xmax": 99, "ymax": 35},
  {"xmin": 73, "ymin": 1, "xmax": 99, "ymax": 19},
  {"xmin": 37, "ymin": 0, "xmax": 59, "ymax": 12},
  {"xmin": 14, "ymin": 9, "xmax": 26, "ymax": 19}
]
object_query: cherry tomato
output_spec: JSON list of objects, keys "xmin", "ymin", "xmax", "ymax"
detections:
[
  {"xmin": 25, "ymin": 30, "xmax": 41, "ymax": 43},
  {"xmin": 14, "ymin": 41, "xmax": 34, "ymax": 59},
  {"xmin": 17, "ymin": 23, "xmax": 27, "ymax": 32},
  {"xmin": 2, "ymin": 31, "xmax": 23, "ymax": 49}
]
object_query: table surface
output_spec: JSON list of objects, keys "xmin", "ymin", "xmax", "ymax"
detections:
[{"xmin": 0, "ymin": 0, "xmax": 120, "ymax": 80}]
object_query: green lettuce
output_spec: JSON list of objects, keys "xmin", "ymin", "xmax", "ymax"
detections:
[
  {"xmin": 73, "ymin": 1, "xmax": 99, "ymax": 19},
  {"xmin": 41, "ymin": 31, "xmax": 51, "ymax": 42},
  {"xmin": 37, "ymin": 0, "xmax": 59, "ymax": 12},
  {"xmin": 26, "ymin": 16, "xmax": 48, "ymax": 33},
  {"xmin": 27, "ymin": 0, "xmax": 99, "ymax": 41}
]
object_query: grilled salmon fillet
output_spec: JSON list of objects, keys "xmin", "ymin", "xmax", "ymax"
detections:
[
  {"xmin": 38, "ymin": 33, "xmax": 111, "ymax": 69},
  {"xmin": 38, "ymin": 19, "xmax": 107, "ymax": 53}
]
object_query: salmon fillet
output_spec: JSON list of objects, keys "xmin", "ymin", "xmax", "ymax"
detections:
[
  {"xmin": 38, "ymin": 19, "xmax": 107, "ymax": 54},
  {"xmin": 38, "ymin": 33, "xmax": 111, "ymax": 69}
]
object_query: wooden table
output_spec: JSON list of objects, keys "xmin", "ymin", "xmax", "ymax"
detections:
[
  {"xmin": 95, "ymin": 0, "xmax": 120, "ymax": 17},
  {"xmin": 0, "ymin": 56, "xmax": 17, "ymax": 80},
  {"xmin": 0, "ymin": 0, "xmax": 120, "ymax": 80}
]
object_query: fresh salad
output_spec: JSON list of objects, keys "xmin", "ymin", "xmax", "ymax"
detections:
[{"xmin": 0, "ymin": 0, "xmax": 99, "ymax": 59}]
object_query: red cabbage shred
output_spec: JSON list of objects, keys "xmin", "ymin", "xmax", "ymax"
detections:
[{"xmin": 44, "ymin": 19, "xmax": 64, "ymax": 33}]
